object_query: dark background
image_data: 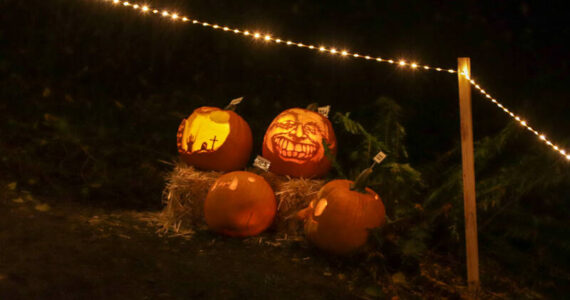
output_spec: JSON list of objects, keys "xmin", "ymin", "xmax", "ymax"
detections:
[
  {"xmin": 4, "ymin": 1, "xmax": 569, "ymax": 158},
  {"xmin": 2, "ymin": 0, "xmax": 570, "ymax": 296}
]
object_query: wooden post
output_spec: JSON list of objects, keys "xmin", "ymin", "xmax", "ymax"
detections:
[{"xmin": 457, "ymin": 57, "xmax": 480, "ymax": 298}]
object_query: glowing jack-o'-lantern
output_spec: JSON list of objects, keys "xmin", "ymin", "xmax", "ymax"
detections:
[
  {"xmin": 297, "ymin": 177, "xmax": 386, "ymax": 255},
  {"xmin": 204, "ymin": 171, "xmax": 277, "ymax": 237},
  {"xmin": 262, "ymin": 108, "xmax": 336, "ymax": 178},
  {"xmin": 177, "ymin": 106, "xmax": 252, "ymax": 171}
]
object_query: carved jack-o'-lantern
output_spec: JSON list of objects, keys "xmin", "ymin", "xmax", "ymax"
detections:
[
  {"xmin": 204, "ymin": 171, "xmax": 277, "ymax": 237},
  {"xmin": 262, "ymin": 108, "xmax": 336, "ymax": 178},
  {"xmin": 177, "ymin": 106, "xmax": 252, "ymax": 171},
  {"xmin": 297, "ymin": 177, "xmax": 386, "ymax": 255}
]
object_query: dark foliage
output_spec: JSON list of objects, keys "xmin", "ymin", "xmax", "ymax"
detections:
[{"xmin": 2, "ymin": 0, "xmax": 570, "ymax": 297}]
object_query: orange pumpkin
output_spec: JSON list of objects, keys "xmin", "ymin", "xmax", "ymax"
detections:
[
  {"xmin": 177, "ymin": 106, "xmax": 252, "ymax": 171},
  {"xmin": 262, "ymin": 108, "xmax": 336, "ymax": 178},
  {"xmin": 298, "ymin": 178, "xmax": 386, "ymax": 254},
  {"xmin": 204, "ymin": 171, "xmax": 277, "ymax": 237}
]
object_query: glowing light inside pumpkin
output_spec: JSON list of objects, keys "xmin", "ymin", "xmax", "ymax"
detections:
[
  {"xmin": 314, "ymin": 198, "xmax": 328, "ymax": 217},
  {"xmin": 265, "ymin": 109, "xmax": 332, "ymax": 164},
  {"xmin": 180, "ymin": 109, "xmax": 230, "ymax": 153}
]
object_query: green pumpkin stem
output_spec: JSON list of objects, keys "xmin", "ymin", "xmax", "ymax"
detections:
[
  {"xmin": 350, "ymin": 167, "xmax": 374, "ymax": 193},
  {"xmin": 305, "ymin": 103, "xmax": 319, "ymax": 112}
]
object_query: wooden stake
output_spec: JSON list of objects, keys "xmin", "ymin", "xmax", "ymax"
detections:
[{"xmin": 457, "ymin": 57, "xmax": 480, "ymax": 298}]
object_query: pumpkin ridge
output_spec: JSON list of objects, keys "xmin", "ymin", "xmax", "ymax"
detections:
[
  {"xmin": 302, "ymin": 179, "xmax": 386, "ymax": 254},
  {"xmin": 205, "ymin": 171, "xmax": 276, "ymax": 237}
]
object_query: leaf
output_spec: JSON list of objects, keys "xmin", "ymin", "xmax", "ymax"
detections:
[
  {"xmin": 114, "ymin": 101, "xmax": 125, "ymax": 109},
  {"xmin": 401, "ymin": 239, "xmax": 427, "ymax": 258},
  {"xmin": 7, "ymin": 182, "xmax": 17, "ymax": 190},
  {"xmin": 391, "ymin": 272, "xmax": 407, "ymax": 286},
  {"xmin": 332, "ymin": 112, "xmax": 388, "ymax": 153},
  {"xmin": 323, "ymin": 138, "xmax": 346, "ymax": 178},
  {"xmin": 34, "ymin": 203, "xmax": 51, "ymax": 212},
  {"xmin": 364, "ymin": 285, "xmax": 385, "ymax": 298},
  {"xmin": 64, "ymin": 94, "xmax": 74, "ymax": 103},
  {"xmin": 42, "ymin": 88, "xmax": 51, "ymax": 98},
  {"xmin": 43, "ymin": 113, "xmax": 59, "ymax": 122}
]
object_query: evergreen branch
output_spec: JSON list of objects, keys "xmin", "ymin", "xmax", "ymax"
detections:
[{"xmin": 323, "ymin": 138, "xmax": 346, "ymax": 178}]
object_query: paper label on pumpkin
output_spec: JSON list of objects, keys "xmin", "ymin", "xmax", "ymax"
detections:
[
  {"xmin": 373, "ymin": 151, "xmax": 387, "ymax": 164},
  {"xmin": 253, "ymin": 155, "xmax": 271, "ymax": 171},
  {"xmin": 317, "ymin": 105, "xmax": 330, "ymax": 118},
  {"xmin": 229, "ymin": 97, "xmax": 244, "ymax": 107}
]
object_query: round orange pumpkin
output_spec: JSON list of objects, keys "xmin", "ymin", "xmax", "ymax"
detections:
[
  {"xmin": 298, "ymin": 179, "xmax": 386, "ymax": 254},
  {"xmin": 177, "ymin": 106, "xmax": 252, "ymax": 171},
  {"xmin": 204, "ymin": 171, "xmax": 277, "ymax": 237},
  {"xmin": 262, "ymin": 108, "xmax": 337, "ymax": 178}
]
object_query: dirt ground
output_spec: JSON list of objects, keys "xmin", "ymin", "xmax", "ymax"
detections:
[
  {"xmin": 0, "ymin": 190, "xmax": 370, "ymax": 299},
  {"xmin": 2, "ymin": 183, "xmax": 534, "ymax": 300}
]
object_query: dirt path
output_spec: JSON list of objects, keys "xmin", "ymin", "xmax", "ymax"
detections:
[{"xmin": 0, "ymin": 194, "xmax": 362, "ymax": 299}]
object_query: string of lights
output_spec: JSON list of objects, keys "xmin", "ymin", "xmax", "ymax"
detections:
[
  {"xmin": 460, "ymin": 73, "xmax": 569, "ymax": 160},
  {"xmin": 102, "ymin": 0, "xmax": 569, "ymax": 161},
  {"xmin": 105, "ymin": 0, "xmax": 456, "ymax": 73}
]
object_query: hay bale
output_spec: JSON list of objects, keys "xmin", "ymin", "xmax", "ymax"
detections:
[
  {"xmin": 159, "ymin": 164, "xmax": 222, "ymax": 235},
  {"xmin": 270, "ymin": 176, "xmax": 323, "ymax": 234},
  {"xmin": 159, "ymin": 162, "xmax": 324, "ymax": 236}
]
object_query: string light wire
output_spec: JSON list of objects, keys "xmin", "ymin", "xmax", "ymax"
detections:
[
  {"xmin": 101, "ymin": 0, "xmax": 569, "ymax": 161},
  {"xmin": 460, "ymin": 72, "xmax": 569, "ymax": 160},
  {"xmin": 102, "ymin": 0, "xmax": 455, "ymax": 72}
]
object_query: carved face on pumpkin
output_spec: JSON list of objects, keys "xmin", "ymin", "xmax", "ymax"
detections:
[
  {"xmin": 177, "ymin": 106, "xmax": 252, "ymax": 171},
  {"xmin": 262, "ymin": 108, "xmax": 336, "ymax": 178},
  {"xmin": 179, "ymin": 107, "xmax": 230, "ymax": 154},
  {"xmin": 266, "ymin": 109, "xmax": 328, "ymax": 162}
]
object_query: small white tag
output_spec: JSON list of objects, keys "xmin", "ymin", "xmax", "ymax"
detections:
[
  {"xmin": 229, "ymin": 97, "xmax": 244, "ymax": 106},
  {"xmin": 253, "ymin": 155, "xmax": 271, "ymax": 171},
  {"xmin": 317, "ymin": 105, "xmax": 330, "ymax": 118},
  {"xmin": 373, "ymin": 151, "xmax": 387, "ymax": 164}
]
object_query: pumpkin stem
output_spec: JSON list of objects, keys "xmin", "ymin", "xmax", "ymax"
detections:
[
  {"xmin": 224, "ymin": 97, "xmax": 244, "ymax": 111},
  {"xmin": 305, "ymin": 103, "xmax": 319, "ymax": 112},
  {"xmin": 350, "ymin": 167, "xmax": 374, "ymax": 193}
]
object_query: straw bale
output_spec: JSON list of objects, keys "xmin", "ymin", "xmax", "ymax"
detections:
[{"xmin": 160, "ymin": 162, "xmax": 325, "ymax": 236}]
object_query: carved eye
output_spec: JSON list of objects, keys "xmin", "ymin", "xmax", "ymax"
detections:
[
  {"xmin": 277, "ymin": 120, "xmax": 296, "ymax": 129},
  {"xmin": 303, "ymin": 123, "xmax": 319, "ymax": 135}
]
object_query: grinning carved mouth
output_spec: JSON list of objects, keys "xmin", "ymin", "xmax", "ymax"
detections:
[{"xmin": 272, "ymin": 135, "xmax": 318, "ymax": 161}]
